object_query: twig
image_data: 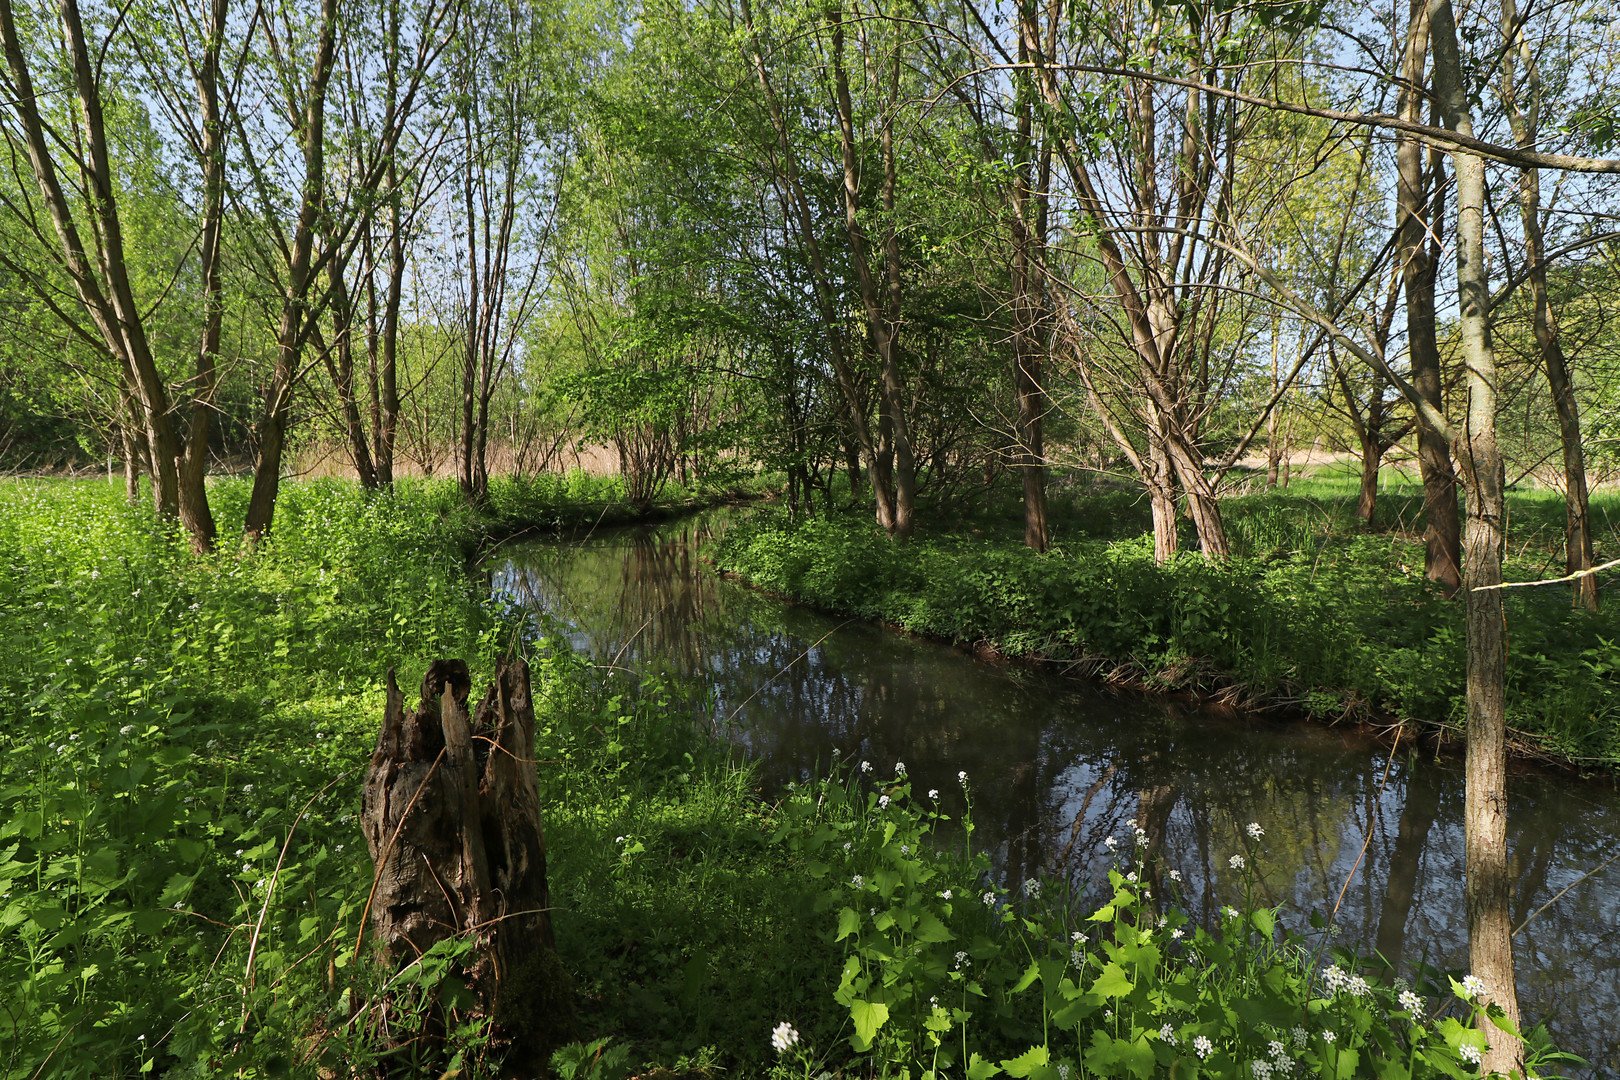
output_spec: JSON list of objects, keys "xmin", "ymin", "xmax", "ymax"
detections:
[
  {"xmin": 1332, "ymin": 726, "xmax": 1402, "ymax": 921},
  {"xmin": 244, "ymin": 771, "xmax": 353, "ymax": 992},
  {"xmin": 1512, "ymin": 850, "xmax": 1620, "ymax": 937},
  {"xmin": 1472, "ymin": 557, "xmax": 1620, "ymax": 591}
]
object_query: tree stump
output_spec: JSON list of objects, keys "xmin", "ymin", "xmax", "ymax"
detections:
[{"xmin": 361, "ymin": 658, "xmax": 574, "ymax": 1074}]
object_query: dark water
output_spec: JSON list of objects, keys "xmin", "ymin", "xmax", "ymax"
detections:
[{"xmin": 491, "ymin": 514, "xmax": 1620, "ymax": 1073}]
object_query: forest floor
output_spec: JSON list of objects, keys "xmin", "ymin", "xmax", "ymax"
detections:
[
  {"xmin": 0, "ymin": 473, "xmax": 1582, "ymax": 1079},
  {"xmin": 713, "ymin": 469, "xmax": 1620, "ymax": 771}
]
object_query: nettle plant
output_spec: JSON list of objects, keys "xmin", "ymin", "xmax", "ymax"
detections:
[{"xmin": 768, "ymin": 767, "xmax": 1573, "ymax": 1080}]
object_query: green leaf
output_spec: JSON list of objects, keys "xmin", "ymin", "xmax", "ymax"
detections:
[
  {"xmin": 836, "ymin": 906, "xmax": 860, "ymax": 941},
  {"xmin": 1011, "ymin": 959, "xmax": 1041, "ymax": 994},
  {"xmin": 849, "ymin": 998, "xmax": 889, "ymax": 1049},
  {"xmin": 1001, "ymin": 1045, "xmax": 1049, "ymax": 1078},
  {"xmin": 914, "ymin": 911, "xmax": 954, "ymax": 943},
  {"xmin": 1091, "ymin": 961, "xmax": 1134, "ymax": 999},
  {"xmin": 966, "ymin": 1053, "xmax": 1004, "ymax": 1080}
]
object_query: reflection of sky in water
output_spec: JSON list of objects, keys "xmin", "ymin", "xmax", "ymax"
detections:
[{"xmin": 492, "ymin": 515, "xmax": 1620, "ymax": 1074}]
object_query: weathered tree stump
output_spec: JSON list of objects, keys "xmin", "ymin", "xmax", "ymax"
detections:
[{"xmin": 361, "ymin": 658, "xmax": 574, "ymax": 1074}]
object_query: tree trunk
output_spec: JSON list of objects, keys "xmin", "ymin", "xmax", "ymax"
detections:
[
  {"xmin": 1500, "ymin": 0, "xmax": 1596, "ymax": 611},
  {"xmin": 243, "ymin": 0, "xmax": 338, "ymax": 541},
  {"xmin": 1430, "ymin": 1, "xmax": 1522, "ymax": 1069},
  {"xmin": 1396, "ymin": 0, "xmax": 1463, "ymax": 596},
  {"xmin": 361, "ymin": 659, "xmax": 574, "ymax": 1072}
]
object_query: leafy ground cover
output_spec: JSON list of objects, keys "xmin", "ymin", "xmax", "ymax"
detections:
[
  {"xmin": 713, "ymin": 478, "xmax": 1620, "ymax": 767},
  {"xmin": 0, "ymin": 476, "xmax": 1582, "ymax": 1078}
]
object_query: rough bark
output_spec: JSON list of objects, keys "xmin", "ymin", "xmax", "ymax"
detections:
[
  {"xmin": 1396, "ymin": 0, "xmax": 1463, "ymax": 595},
  {"xmin": 243, "ymin": 0, "xmax": 338, "ymax": 540},
  {"xmin": 1430, "ymin": 0, "xmax": 1522, "ymax": 1069},
  {"xmin": 1500, "ymin": 0, "xmax": 1596, "ymax": 610},
  {"xmin": 361, "ymin": 659, "xmax": 574, "ymax": 1072}
]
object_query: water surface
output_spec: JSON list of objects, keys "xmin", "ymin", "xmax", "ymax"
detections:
[{"xmin": 492, "ymin": 514, "xmax": 1620, "ymax": 1073}]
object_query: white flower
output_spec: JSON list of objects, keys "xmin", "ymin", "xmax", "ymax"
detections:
[
  {"xmin": 1460, "ymin": 974, "xmax": 1485, "ymax": 999},
  {"xmin": 242, "ymin": 784, "xmax": 253, "ymax": 794},
  {"xmin": 1125, "ymin": 871, "xmax": 1138, "ymax": 882},
  {"xmin": 1291, "ymin": 1027, "xmax": 1307, "ymax": 1048},
  {"xmin": 1057, "ymin": 1066, "xmax": 1070, "ymax": 1080},
  {"xmin": 982, "ymin": 890, "xmax": 996, "ymax": 907},
  {"xmin": 860, "ymin": 760, "xmax": 872, "ymax": 773},
  {"xmin": 958, "ymin": 770, "xmax": 968, "ymax": 785},
  {"xmin": 1071, "ymin": 931, "xmax": 1082, "ymax": 941},
  {"xmin": 894, "ymin": 761, "xmax": 906, "ymax": 775},
  {"xmin": 1322, "ymin": 965, "xmax": 1348, "ymax": 993},
  {"xmin": 1253, "ymin": 1060, "xmax": 1273, "ymax": 1080},
  {"xmin": 928, "ymin": 788, "xmax": 940, "ymax": 799},
  {"xmin": 843, "ymin": 841, "xmax": 852, "ymax": 852},
  {"xmin": 785, "ymin": 781, "xmax": 796, "ymax": 790},
  {"xmin": 878, "ymin": 795, "xmax": 890, "ymax": 809},
  {"xmin": 1224, "ymin": 906, "xmax": 1240, "ymax": 919},
  {"xmin": 1347, "ymin": 974, "xmax": 1370, "ymax": 997},
  {"xmin": 1274, "ymin": 1058, "xmax": 1295, "ymax": 1076},
  {"xmin": 851, "ymin": 875, "xmax": 864, "ymax": 888},
  {"xmin": 1170, "ymin": 927, "xmax": 1184, "ymax": 940},
  {"xmin": 1459, "ymin": 1044, "xmax": 1482, "ymax": 1066},
  {"xmin": 119, "ymin": 725, "xmax": 135, "ymax": 736},
  {"xmin": 954, "ymin": 950, "xmax": 968, "ymax": 969},
  {"xmin": 615, "ymin": 836, "xmax": 626, "ymax": 844},
  {"xmin": 1399, "ymin": 989, "xmax": 1423, "ymax": 1014},
  {"xmin": 1268, "ymin": 1040, "xmax": 1285, "ymax": 1060},
  {"xmin": 1322, "ymin": 1030, "xmax": 1336, "ymax": 1044},
  {"xmin": 1070, "ymin": 948, "xmax": 1083, "ymax": 965},
  {"xmin": 771, "ymin": 1021, "xmax": 800, "ymax": 1054},
  {"xmin": 900, "ymin": 844, "xmax": 909, "ymax": 854},
  {"xmin": 1229, "ymin": 854, "xmax": 1245, "ymax": 870},
  {"xmin": 1104, "ymin": 1009, "xmax": 1113, "ymax": 1021},
  {"xmin": 1167, "ymin": 869, "xmax": 1182, "ymax": 882},
  {"xmin": 1193, "ymin": 1035, "xmax": 1213, "ymax": 1059},
  {"xmin": 1023, "ymin": 878, "xmax": 1042, "ymax": 898},
  {"xmin": 1159, "ymin": 1023, "xmax": 1177, "ymax": 1044},
  {"xmin": 1104, "ymin": 836, "xmax": 1119, "ymax": 850},
  {"xmin": 939, "ymin": 889, "xmax": 952, "ymax": 900},
  {"xmin": 1246, "ymin": 821, "xmax": 1265, "ymax": 840}
]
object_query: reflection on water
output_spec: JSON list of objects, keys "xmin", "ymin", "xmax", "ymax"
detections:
[{"xmin": 492, "ymin": 514, "xmax": 1620, "ymax": 1073}]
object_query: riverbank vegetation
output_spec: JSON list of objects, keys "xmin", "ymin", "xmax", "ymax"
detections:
[
  {"xmin": 715, "ymin": 473, "xmax": 1620, "ymax": 768},
  {"xmin": 3, "ymin": 477, "xmax": 1575, "ymax": 1079}
]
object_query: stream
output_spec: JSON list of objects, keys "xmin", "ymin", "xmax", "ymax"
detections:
[{"xmin": 490, "ymin": 512, "xmax": 1620, "ymax": 1073}]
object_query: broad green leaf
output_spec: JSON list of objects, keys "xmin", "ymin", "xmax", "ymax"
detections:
[
  {"xmin": 849, "ymin": 998, "xmax": 889, "ymax": 1049},
  {"xmin": 1001, "ymin": 1044, "xmax": 1049, "ymax": 1078}
]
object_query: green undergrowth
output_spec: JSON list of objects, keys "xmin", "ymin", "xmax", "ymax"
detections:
[
  {"xmin": 0, "ymin": 476, "xmax": 1586, "ymax": 1078},
  {"xmin": 712, "ymin": 507, "xmax": 1620, "ymax": 766},
  {"xmin": 0, "ymin": 475, "xmax": 785, "ymax": 1078}
]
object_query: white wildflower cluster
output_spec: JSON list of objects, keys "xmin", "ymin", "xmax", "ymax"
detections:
[
  {"xmin": 1158, "ymin": 1023, "xmax": 1177, "ymax": 1045},
  {"xmin": 1104, "ymin": 836, "xmax": 1119, "ymax": 851},
  {"xmin": 878, "ymin": 795, "xmax": 891, "ymax": 810},
  {"xmin": 958, "ymin": 770, "xmax": 969, "ymax": 786},
  {"xmin": 1252, "ymin": 1060, "xmax": 1274, "ymax": 1080},
  {"xmin": 1022, "ymin": 878, "xmax": 1042, "ymax": 899},
  {"xmin": 1229, "ymin": 854, "xmax": 1246, "ymax": 870},
  {"xmin": 1266, "ymin": 1038, "xmax": 1295, "ymax": 1075},
  {"xmin": 1322, "ymin": 1031, "xmax": 1336, "ymax": 1045},
  {"xmin": 1223, "ymin": 906, "xmax": 1241, "ymax": 919},
  {"xmin": 1192, "ymin": 1035, "xmax": 1213, "ymax": 1059},
  {"xmin": 981, "ymin": 890, "xmax": 997, "ymax": 907},
  {"xmin": 1167, "ymin": 869, "xmax": 1182, "ymax": 882},
  {"xmin": 939, "ymin": 889, "xmax": 952, "ymax": 901},
  {"xmin": 1246, "ymin": 821, "xmax": 1265, "ymax": 840},
  {"xmin": 928, "ymin": 788, "xmax": 940, "ymax": 800},
  {"xmin": 894, "ymin": 761, "xmax": 906, "ymax": 775},
  {"xmin": 1170, "ymin": 927, "xmax": 1184, "ymax": 940},
  {"xmin": 954, "ymin": 950, "xmax": 969, "ymax": 970},
  {"xmin": 1291, "ymin": 1027, "xmax": 1308, "ymax": 1049},
  {"xmin": 771, "ymin": 1021, "xmax": 800, "ymax": 1054},
  {"xmin": 851, "ymin": 875, "xmax": 864, "ymax": 889},
  {"xmin": 1070, "ymin": 948, "xmax": 1083, "ymax": 966},
  {"xmin": 1398, "ymin": 989, "xmax": 1424, "ymax": 1014},
  {"xmin": 1459, "ymin": 1044, "xmax": 1483, "ymax": 1067},
  {"xmin": 860, "ymin": 760, "xmax": 872, "ymax": 773},
  {"xmin": 1459, "ymin": 974, "xmax": 1485, "ymax": 1000},
  {"xmin": 1057, "ymin": 1065, "xmax": 1070, "ymax": 1080},
  {"xmin": 1133, "ymin": 822, "xmax": 1148, "ymax": 847}
]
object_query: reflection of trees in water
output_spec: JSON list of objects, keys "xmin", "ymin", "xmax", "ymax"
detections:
[{"xmin": 493, "ymin": 521, "xmax": 1620, "ymax": 1071}]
